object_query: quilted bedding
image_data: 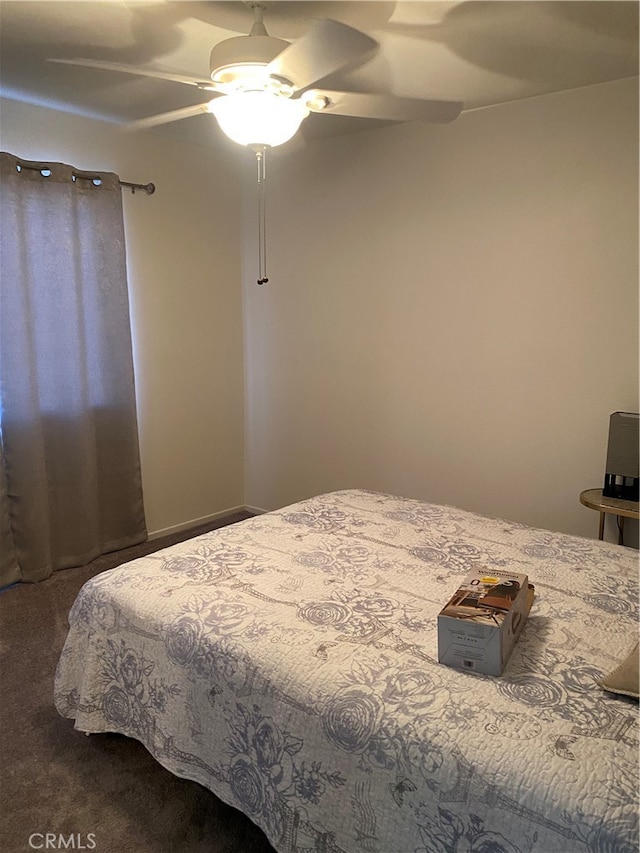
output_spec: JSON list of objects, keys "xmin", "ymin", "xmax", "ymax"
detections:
[{"xmin": 55, "ymin": 489, "xmax": 639, "ymax": 853}]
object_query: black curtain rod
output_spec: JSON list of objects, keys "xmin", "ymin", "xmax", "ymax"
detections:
[
  {"xmin": 119, "ymin": 180, "xmax": 155, "ymax": 195},
  {"xmin": 13, "ymin": 160, "xmax": 155, "ymax": 195}
]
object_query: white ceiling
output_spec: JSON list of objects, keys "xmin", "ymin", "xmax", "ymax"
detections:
[{"xmin": 0, "ymin": 1, "xmax": 638, "ymax": 149}]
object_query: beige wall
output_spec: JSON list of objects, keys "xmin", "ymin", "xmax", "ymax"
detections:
[
  {"xmin": 1, "ymin": 97, "xmax": 245, "ymax": 537},
  {"xmin": 242, "ymin": 77, "xmax": 639, "ymax": 542},
  {"xmin": 2, "ymin": 77, "xmax": 638, "ymax": 545}
]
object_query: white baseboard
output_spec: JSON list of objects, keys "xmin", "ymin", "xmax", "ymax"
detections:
[
  {"xmin": 148, "ymin": 505, "xmax": 249, "ymax": 541},
  {"xmin": 245, "ymin": 504, "xmax": 269, "ymax": 515}
]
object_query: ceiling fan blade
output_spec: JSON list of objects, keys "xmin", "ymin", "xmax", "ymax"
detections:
[
  {"xmin": 48, "ymin": 58, "xmax": 218, "ymax": 92},
  {"xmin": 303, "ymin": 90, "xmax": 463, "ymax": 123},
  {"xmin": 123, "ymin": 102, "xmax": 214, "ymax": 132},
  {"xmin": 265, "ymin": 19, "xmax": 377, "ymax": 92}
]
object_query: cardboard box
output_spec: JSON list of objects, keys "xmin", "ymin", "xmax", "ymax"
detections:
[{"xmin": 437, "ymin": 570, "xmax": 535, "ymax": 676}]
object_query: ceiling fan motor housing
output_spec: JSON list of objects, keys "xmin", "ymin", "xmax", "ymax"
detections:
[{"xmin": 209, "ymin": 35, "xmax": 292, "ymax": 93}]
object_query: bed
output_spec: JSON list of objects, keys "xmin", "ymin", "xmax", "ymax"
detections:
[{"xmin": 54, "ymin": 489, "xmax": 639, "ymax": 853}]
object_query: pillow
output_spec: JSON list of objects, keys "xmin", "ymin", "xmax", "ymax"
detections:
[{"xmin": 599, "ymin": 643, "xmax": 639, "ymax": 699}]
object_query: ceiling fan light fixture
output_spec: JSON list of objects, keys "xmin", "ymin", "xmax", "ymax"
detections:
[{"xmin": 208, "ymin": 91, "xmax": 309, "ymax": 147}]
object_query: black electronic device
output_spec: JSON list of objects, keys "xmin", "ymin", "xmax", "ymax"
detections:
[{"xmin": 603, "ymin": 412, "xmax": 639, "ymax": 502}]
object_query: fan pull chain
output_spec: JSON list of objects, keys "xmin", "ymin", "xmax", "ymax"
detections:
[{"xmin": 255, "ymin": 146, "xmax": 268, "ymax": 285}]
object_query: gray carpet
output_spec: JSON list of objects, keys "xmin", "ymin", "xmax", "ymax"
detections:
[{"xmin": 0, "ymin": 513, "xmax": 277, "ymax": 853}]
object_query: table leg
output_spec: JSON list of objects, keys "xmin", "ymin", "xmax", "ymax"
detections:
[
  {"xmin": 618, "ymin": 516, "xmax": 625, "ymax": 546},
  {"xmin": 598, "ymin": 512, "xmax": 605, "ymax": 540}
]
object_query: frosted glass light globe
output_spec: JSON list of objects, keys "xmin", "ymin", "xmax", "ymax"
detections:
[{"xmin": 208, "ymin": 92, "xmax": 309, "ymax": 147}]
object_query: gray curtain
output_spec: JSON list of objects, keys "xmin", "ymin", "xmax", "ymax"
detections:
[{"xmin": 0, "ymin": 152, "xmax": 147, "ymax": 585}]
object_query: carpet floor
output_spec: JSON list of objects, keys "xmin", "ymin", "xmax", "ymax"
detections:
[{"xmin": 0, "ymin": 513, "xmax": 277, "ymax": 853}]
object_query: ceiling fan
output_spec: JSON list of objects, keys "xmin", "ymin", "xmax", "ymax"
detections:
[
  {"xmin": 49, "ymin": 2, "xmax": 463, "ymax": 145},
  {"xmin": 50, "ymin": 3, "xmax": 463, "ymax": 285}
]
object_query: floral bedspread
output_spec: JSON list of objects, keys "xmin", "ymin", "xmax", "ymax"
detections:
[{"xmin": 55, "ymin": 489, "xmax": 639, "ymax": 853}]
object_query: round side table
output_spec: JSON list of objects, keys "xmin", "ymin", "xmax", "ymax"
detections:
[{"xmin": 579, "ymin": 488, "xmax": 640, "ymax": 545}]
